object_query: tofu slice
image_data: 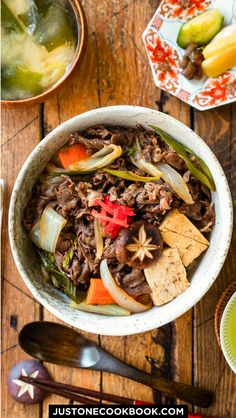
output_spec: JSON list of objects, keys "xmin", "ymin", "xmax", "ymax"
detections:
[
  {"xmin": 144, "ymin": 248, "xmax": 189, "ymax": 306},
  {"xmin": 159, "ymin": 209, "xmax": 209, "ymax": 266}
]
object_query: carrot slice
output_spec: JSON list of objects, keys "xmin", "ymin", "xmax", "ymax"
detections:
[
  {"xmin": 86, "ymin": 279, "xmax": 115, "ymax": 305},
  {"xmin": 58, "ymin": 144, "xmax": 89, "ymax": 168}
]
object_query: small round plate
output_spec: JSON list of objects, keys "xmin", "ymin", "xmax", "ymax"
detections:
[
  {"xmin": 220, "ymin": 291, "xmax": 236, "ymax": 374},
  {"xmin": 142, "ymin": 0, "xmax": 236, "ymax": 111}
]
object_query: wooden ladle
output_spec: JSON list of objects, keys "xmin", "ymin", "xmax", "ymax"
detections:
[{"xmin": 19, "ymin": 321, "xmax": 212, "ymax": 407}]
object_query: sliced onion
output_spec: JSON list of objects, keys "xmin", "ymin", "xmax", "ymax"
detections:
[
  {"xmin": 130, "ymin": 156, "xmax": 162, "ymax": 179},
  {"xmin": 46, "ymin": 163, "xmax": 67, "ymax": 174},
  {"xmin": 100, "ymin": 259, "xmax": 151, "ymax": 313},
  {"xmin": 39, "ymin": 207, "xmax": 67, "ymax": 253},
  {"xmin": 157, "ymin": 163, "xmax": 194, "ymax": 205},
  {"xmin": 68, "ymin": 144, "xmax": 123, "ymax": 172},
  {"xmin": 139, "ymin": 158, "xmax": 162, "ymax": 178},
  {"xmin": 29, "ymin": 220, "xmax": 41, "ymax": 247},
  {"xmin": 94, "ymin": 218, "xmax": 104, "ymax": 259}
]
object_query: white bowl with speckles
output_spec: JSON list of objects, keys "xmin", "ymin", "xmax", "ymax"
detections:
[{"xmin": 9, "ymin": 106, "xmax": 233, "ymax": 336}]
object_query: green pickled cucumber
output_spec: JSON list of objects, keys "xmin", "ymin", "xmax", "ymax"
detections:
[{"xmin": 177, "ymin": 9, "xmax": 224, "ymax": 49}]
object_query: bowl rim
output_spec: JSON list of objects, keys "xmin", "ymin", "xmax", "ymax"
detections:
[
  {"xmin": 1, "ymin": 0, "xmax": 87, "ymax": 109},
  {"xmin": 8, "ymin": 105, "xmax": 233, "ymax": 335},
  {"xmin": 220, "ymin": 291, "xmax": 236, "ymax": 374}
]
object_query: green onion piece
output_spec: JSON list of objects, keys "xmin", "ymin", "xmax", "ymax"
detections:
[
  {"xmin": 62, "ymin": 250, "xmax": 74, "ymax": 269},
  {"xmin": 70, "ymin": 300, "xmax": 131, "ymax": 316},
  {"xmin": 94, "ymin": 218, "xmax": 104, "ymax": 259},
  {"xmin": 68, "ymin": 144, "xmax": 123, "ymax": 172},
  {"xmin": 38, "ymin": 250, "xmax": 78, "ymax": 302},
  {"xmin": 103, "ymin": 168, "xmax": 161, "ymax": 182},
  {"xmin": 185, "ymin": 159, "xmax": 213, "ymax": 190},
  {"xmin": 51, "ymin": 275, "xmax": 60, "ymax": 289},
  {"xmin": 149, "ymin": 125, "xmax": 216, "ymax": 191},
  {"xmin": 51, "ymin": 171, "xmax": 94, "ymax": 177}
]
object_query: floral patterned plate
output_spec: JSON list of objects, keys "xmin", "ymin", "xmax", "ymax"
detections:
[{"xmin": 142, "ymin": 0, "xmax": 236, "ymax": 110}]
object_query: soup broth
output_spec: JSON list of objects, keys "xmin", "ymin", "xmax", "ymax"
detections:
[{"xmin": 1, "ymin": 0, "xmax": 78, "ymax": 100}]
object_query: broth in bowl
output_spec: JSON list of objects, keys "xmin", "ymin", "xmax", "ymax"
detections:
[{"xmin": 1, "ymin": 0, "xmax": 78, "ymax": 100}]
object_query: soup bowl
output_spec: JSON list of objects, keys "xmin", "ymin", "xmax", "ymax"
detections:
[
  {"xmin": 9, "ymin": 106, "xmax": 233, "ymax": 335},
  {"xmin": 2, "ymin": 0, "xmax": 87, "ymax": 109}
]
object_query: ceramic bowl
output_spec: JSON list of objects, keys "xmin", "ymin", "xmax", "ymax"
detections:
[
  {"xmin": 2, "ymin": 0, "xmax": 87, "ymax": 109},
  {"xmin": 220, "ymin": 291, "xmax": 236, "ymax": 374},
  {"xmin": 9, "ymin": 106, "xmax": 233, "ymax": 336}
]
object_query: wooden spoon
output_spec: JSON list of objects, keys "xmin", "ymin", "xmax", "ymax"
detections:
[{"xmin": 19, "ymin": 321, "xmax": 212, "ymax": 407}]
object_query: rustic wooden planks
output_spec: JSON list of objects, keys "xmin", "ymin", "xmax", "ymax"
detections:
[
  {"xmin": 193, "ymin": 104, "xmax": 236, "ymax": 417},
  {"xmin": 1, "ymin": 106, "xmax": 41, "ymax": 418},
  {"xmin": 1, "ymin": 1, "xmax": 236, "ymax": 418}
]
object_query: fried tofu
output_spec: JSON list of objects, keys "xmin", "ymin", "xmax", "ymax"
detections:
[
  {"xmin": 159, "ymin": 209, "xmax": 209, "ymax": 267},
  {"xmin": 144, "ymin": 248, "xmax": 189, "ymax": 306}
]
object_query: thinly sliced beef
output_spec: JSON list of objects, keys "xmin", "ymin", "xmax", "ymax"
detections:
[
  {"xmin": 56, "ymin": 232, "xmax": 74, "ymax": 253},
  {"xmin": 70, "ymin": 133, "xmax": 109, "ymax": 153},
  {"xmin": 103, "ymin": 238, "xmax": 116, "ymax": 259},
  {"xmin": 121, "ymin": 269, "xmax": 151, "ymax": 296},
  {"xmin": 165, "ymin": 150, "xmax": 186, "ymax": 171},
  {"xmin": 56, "ymin": 176, "xmax": 78, "ymax": 216}
]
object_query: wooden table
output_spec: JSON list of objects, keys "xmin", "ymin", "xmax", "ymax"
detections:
[{"xmin": 1, "ymin": 1, "xmax": 236, "ymax": 417}]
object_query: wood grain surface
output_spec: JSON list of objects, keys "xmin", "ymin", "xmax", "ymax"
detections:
[{"xmin": 1, "ymin": 1, "xmax": 236, "ymax": 417}]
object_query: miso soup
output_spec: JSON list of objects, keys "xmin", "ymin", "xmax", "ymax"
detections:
[{"xmin": 1, "ymin": 0, "xmax": 79, "ymax": 100}]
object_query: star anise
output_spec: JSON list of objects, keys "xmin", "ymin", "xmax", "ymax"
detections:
[{"xmin": 126, "ymin": 224, "xmax": 158, "ymax": 262}]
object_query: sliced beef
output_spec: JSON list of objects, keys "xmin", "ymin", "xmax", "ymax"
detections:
[
  {"xmin": 103, "ymin": 238, "xmax": 116, "ymax": 260},
  {"xmin": 56, "ymin": 176, "xmax": 78, "ymax": 216},
  {"xmin": 140, "ymin": 204, "xmax": 163, "ymax": 226},
  {"xmin": 75, "ymin": 219, "xmax": 96, "ymax": 251},
  {"xmin": 56, "ymin": 232, "xmax": 74, "ymax": 253},
  {"xmin": 137, "ymin": 128, "xmax": 166, "ymax": 163},
  {"xmin": 179, "ymin": 202, "xmax": 202, "ymax": 221},
  {"xmin": 93, "ymin": 170, "xmax": 119, "ymax": 192},
  {"xmin": 119, "ymin": 183, "xmax": 141, "ymax": 206},
  {"xmin": 121, "ymin": 269, "xmax": 151, "ymax": 296},
  {"xmin": 165, "ymin": 150, "xmax": 186, "ymax": 171},
  {"xmin": 75, "ymin": 181, "xmax": 93, "ymax": 207}
]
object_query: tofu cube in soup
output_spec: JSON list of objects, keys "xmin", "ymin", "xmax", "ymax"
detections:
[
  {"xmin": 159, "ymin": 209, "xmax": 209, "ymax": 267},
  {"xmin": 144, "ymin": 248, "xmax": 189, "ymax": 306}
]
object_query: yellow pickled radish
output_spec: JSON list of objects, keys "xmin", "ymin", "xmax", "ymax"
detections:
[
  {"xmin": 202, "ymin": 45, "xmax": 236, "ymax": 77},
  {"xmin": 203, "ymin": 24, "xmax": 236, "ymax": 59}
]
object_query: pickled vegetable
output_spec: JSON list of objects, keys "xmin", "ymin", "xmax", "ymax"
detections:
[
  {"xmin": 1, "ymin": 0, "xmax": 78, "ymax": 100},
  {"xmin": 177, "ymin": 9, "xmax": 224, "ymax": 49},
  {"xmin": 202, "ymin": 45, "xmax": 236, "ymax": 78},
  {"xmin": 203, "ymin": 24, "xmax": 236, "ymax": 59}
]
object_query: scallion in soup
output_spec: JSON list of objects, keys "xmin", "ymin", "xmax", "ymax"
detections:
[{"xmin": 1, "ymin": 0, "xmax": 78, "ymax": 100}]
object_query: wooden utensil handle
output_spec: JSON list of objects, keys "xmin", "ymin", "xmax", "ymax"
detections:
[{"xmin": 98, "ymin": 353, "xmax": 212, "ymax": 408}]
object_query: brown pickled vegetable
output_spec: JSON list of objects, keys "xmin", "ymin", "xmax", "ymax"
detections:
[
  {"xmin": 115, "ymin": 221, "xmax": 163, "ymax": 269},
  {"xmin": 181, "ymin": 44, "xmax": 204, "ymax": 80}
]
